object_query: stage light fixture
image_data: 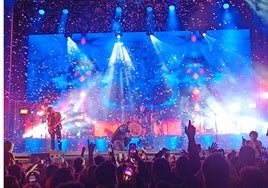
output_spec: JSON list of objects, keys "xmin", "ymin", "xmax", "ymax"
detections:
[
  {"xmin": 222, "ymin": 0, "xmax": 230, "ymax": 10},
  {"xmin": 191, "ymin": 35, "xmax": 197, "ymax": 42},
  {"xmin": 80, "ymin": 91, "xmax": 86, "ymax": 98},
  {"xmin": 146, "ymin": 6, "xmax": 155, "ymax": 36},
  {"xmin": 62, "ymin": 9, "xmax": 69, "ymax": 14},
  {"xmin": 168, "ymin": 4, "xmax": 179, "ymax": 31},
  {"xmin": 113, "ymin": 7, "xmax": 123, "ymax": 39},
  {"xmin": 115, "ymin": 7, "xmax": 122, "ymax": 17},
  {"xmin": 223, "ymin": 3, "xmax": 230, "ymax": 9},
  {"xmin": 38, "ymin": 9, "xmax": 45, "ymax": 15},
  {"xmin": 59, "ymin": 9, "xmax": 69, "ymax": 34},
  {"xmin": 147, "ymin": 6, "xmax": 153, "ymax": 12},
  {"xmin": 169, "ymin": 5, "xmax": 175, "ymax": 11},
  {"xmin": 20, "ymin": 109, "xmax": 29, "ymax": 115},
  {"xmin": 116, "ymin": 33, "xmax": 121, "ymax": 39}
]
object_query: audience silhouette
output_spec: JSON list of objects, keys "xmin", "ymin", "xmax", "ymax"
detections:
[{"xmin": 4, "ymin": 121, "xmax": 268, "ymax": 188}]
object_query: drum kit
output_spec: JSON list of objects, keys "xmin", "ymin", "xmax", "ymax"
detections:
[
  {"xmin": 128, "ymin": 122, "xmax": 143, "ymax": 137},
  {"xmin": 128, "ymin": 111, "xmax": 163, "ymax": 137}
]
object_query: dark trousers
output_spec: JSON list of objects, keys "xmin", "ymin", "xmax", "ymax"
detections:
[{"xmin": 50, "ymin": 128, "xmax": 62, "ymax": 151}]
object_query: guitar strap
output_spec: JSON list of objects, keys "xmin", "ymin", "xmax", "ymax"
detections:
[{"xmin": 48, "ymin": 112, "xmax": 62, "ymax": 133}]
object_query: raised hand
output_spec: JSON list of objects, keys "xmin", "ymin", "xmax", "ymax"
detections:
[
  {"xmin": 208, "ymin": 142, "xmax": 218, "ymax": 154},
  {"xmin": 185, "ymin": 120, "xmax": 196, "ymax": 141},
  {"xmin": 88, "ymin": 141, "xmax": 95, "ymax": 154}
]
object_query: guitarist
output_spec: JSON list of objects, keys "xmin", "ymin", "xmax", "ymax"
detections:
[{"xmin": 47, "ymin": 106, "xmax": 62, "ymax": 151}]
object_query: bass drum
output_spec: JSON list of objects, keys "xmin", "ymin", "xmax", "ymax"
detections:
[{"xmin": 128, "ymin": 122, "xmax": 142, "ymax": 137}]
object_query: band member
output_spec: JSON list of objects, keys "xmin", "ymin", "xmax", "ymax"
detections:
[
  {"xmin": 111, "ymin": 121, "xmax": 132, "ymax": 151},
  {"xmin": 137, "ymin": 105, "xmax": 155, "ymax": 150},
  {"xmin": 47, "ymin": 106, "xmax": 62, "ymax": 151},
  {"xmin": 137, "ymin": 105, "xmax": 152, "ymax": 136},
  {"xmin": 242, "ymin": 130, "xmax": 263, "ymax": 159}
]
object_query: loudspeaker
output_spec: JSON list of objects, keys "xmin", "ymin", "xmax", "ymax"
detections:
[{"xmin": 30, "ymin": 153, "xmax": 50, "ymax": 163}]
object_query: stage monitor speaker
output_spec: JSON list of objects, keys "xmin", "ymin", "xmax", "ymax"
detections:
[{"xmin": 30, "ymin": 152, "xmax": 50, "ymax": 163}]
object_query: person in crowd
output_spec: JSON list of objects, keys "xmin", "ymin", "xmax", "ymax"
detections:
[
  {"xmin": 236, "ymin": 165, "xmax": 268, "ymax": 188},
  {"xmin": 55, "ymin": 181, "xmax": 85, "ymax": 188},
  {"xmin": 47, "ymin": 106, "xmax": 63, "ymax": 151},
  {"xmin": 175, "ymin": 155, "xmax": 202, "ymax": 188},
  {"xmin": 7, "ymin": 163, "xmax": 26, "ymax": 187},
  {"xmin": 79, "ymin": 164, "xmax": 98, "ymax": 188},
  {"xmin": 111, "ymin": 121, "xmax": 132, "ymax": 151},
  {"xmin": 202, "ymin": 153, "xmax": 231, "ymax": 188},
  {"xmin": 4, "ymin": 175, "xmax": 20, "ymax": 188},
  {"xmin": 238, "ymin": 145, "xmax": 256, "ymax": 168},
  {"xmin": 151, "ymin": 157, "xmax": 176, "ymax": 187},
  {"xmin": 42, "ymin": 163, "xmax": 59, "ymax": 187},
  {"xmin": 242, "ymin": 130, "xmax": 263, "ymax": 159},
  {"xmin": 72, "ymin": 157, "xmax": 86, "ymax": 179},
  {"xmin": 46, "ymin": 167, "xmax": 75, "ymax": 188},
  {"xmin": 22, "ymin": 182, "xmax": 42, "ymax": 188},
  {"xmin": 4, "ymin": 140, "xmax": 16, "ymax": 168},
  {"xmin": 184, "ymin": 120, "xmax": 201, "ymax": 175},
  {"xmin": 95, "ymin": 160, "xmax": 117, "ymax": 188},
  {"xmin": 94, "ymin": 155, "xmax": 105, "ymax": 165},
  {"xmin": 116, "ymin": 162, "xmax": 137, "ymax": 188}
]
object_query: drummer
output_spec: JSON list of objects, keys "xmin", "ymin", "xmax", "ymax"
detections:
[{"xmin": 111, "ymin": 121, "xmax": 132, "ymax": 151}]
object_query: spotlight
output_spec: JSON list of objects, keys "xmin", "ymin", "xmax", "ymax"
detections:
[
  {"xmin": 222, "ymin": 0, "xmax": 230, "ymax": 10},
  {"xmin": 115, "ymin": 7, "xmax": 122, "ymax": 17},
  {"xmin": 146, "ymin": 6, "xmax": 155, "ymax": 36},
  {"xmin": 147, "ymin": 6, "xmax": 153, "ymax": 12},
  {"xmin": 168, "ymin": 4, "xmax": 178, "ymax": 31},
  {"xmin": 113, "ymin": 7, "xmax": 123, "ymax": 38},
  {"xmin": 38, "ymin": 9, "xmax": 45, "ymax": 15},
  {"xmin": 223, "ymin": 3, "xmax": 230, "ymax": 10},
  {"xmin": 80, "ymin": 91, "xmax": 86, "ymax": 98},
  {"xmin": 169, "ymin": 5, "xmax": 175, "ymax": 11},
  {"xmin": 62, "ymin": 9, "xmax": 69, "ymax": 14},
  {"xmin": 80, "ymin": 37, "xmax": 86, "ymax": 45},
  {"xmin": 59, "ymin": 9, "xmax": 69, "ymax": 34},
  {"xmin": 116, "ymin": 34, "xmax": 121, "ymax": 39},
  {"xmin": 191, "ymin": 35, "xmax": 197, "ymax": 42},
  {"xmin": 20, "ymin": 108, "xmax": 29, "ymax": 115}
]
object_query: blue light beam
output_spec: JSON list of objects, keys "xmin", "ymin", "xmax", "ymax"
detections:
[{"xmin": 168, "ymin": 5, "xmax": 179, "ymax": 31}]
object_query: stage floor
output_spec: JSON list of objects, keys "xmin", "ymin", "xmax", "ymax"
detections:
[{"xmin": 12, "ymin": 133, "xmax": 268, "ymax": 161}]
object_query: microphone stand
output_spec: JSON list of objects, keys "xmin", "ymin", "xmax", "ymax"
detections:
[{"xmin": 201, "ymin": 101, "xmax": 218, "ymax": 142}]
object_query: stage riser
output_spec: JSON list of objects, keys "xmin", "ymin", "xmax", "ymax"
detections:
[
  {"xmin": 17, "ymin": 134, "xmax": 266, "ymax": 153},
  {"xmin": 24, "ymin": 136, "xmax": 182, "ymax": 153}
]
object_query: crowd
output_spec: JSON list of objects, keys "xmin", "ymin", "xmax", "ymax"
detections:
[{"xmin": 4, "ymin": 120, "xmax": 268, "ymax": 188}]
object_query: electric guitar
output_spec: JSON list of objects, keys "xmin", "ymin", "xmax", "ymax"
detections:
[{"xmin": 48, "ymin": 118, "xmax": 65, "ymax": 135}]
